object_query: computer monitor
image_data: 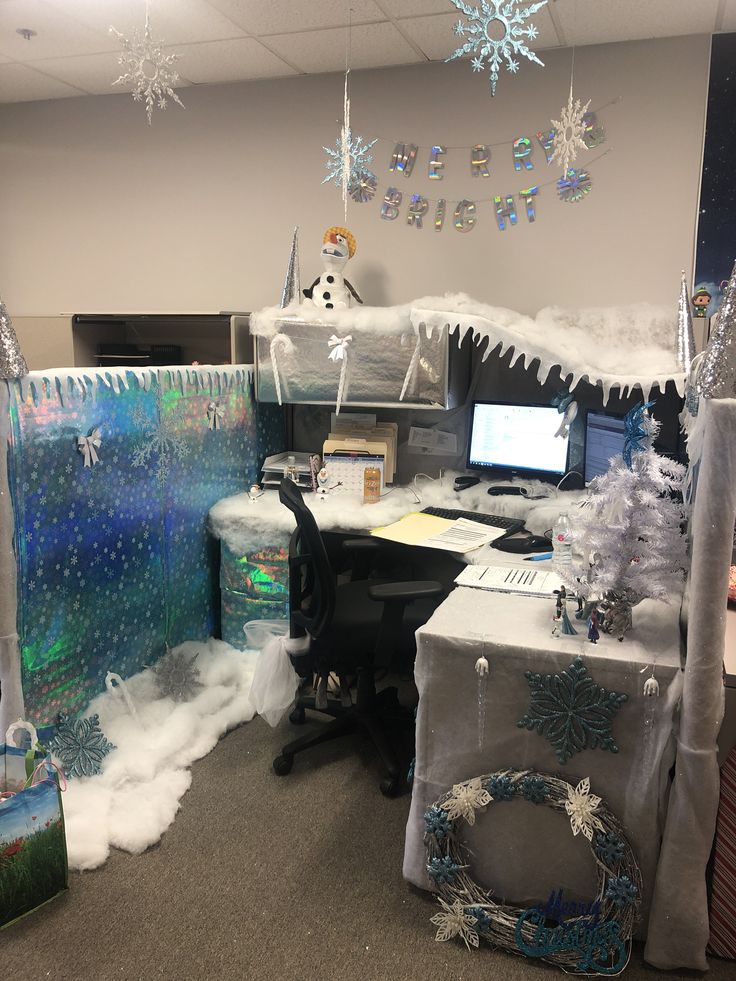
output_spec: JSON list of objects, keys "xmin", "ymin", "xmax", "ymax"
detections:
[
  {"xmin": 467, "ymin": 401, "xmax": 569, "ymax": 482},
  {"xmin": 584, "ymin": 410, "xmax": 626, "ymax": 484}
]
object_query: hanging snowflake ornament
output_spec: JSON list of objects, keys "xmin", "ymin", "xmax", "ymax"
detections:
[
  {"xmin": 110, "ymin": 12, "xmax": 185, "ymax": 125},
  {"xmin": 49, "ymin": 713, "xmax": 116, "ymax": 779},
  {"xmin": 557, "ymin": 167, "xmax": 592, "ymax": 203},
  {"xmin": 565, "ymin": 776, "xmax": 604, "ymax": 840},
  {"xmin": 445, "ymin": 0, "xmax": 548, "ymax": 97},
  {"xmin": 517, "ymin": 656, "xmax": 628, "ymax": 764},
  {"xmin": 550, "ymin": 87, "xmax": 590, "ymax": 173},
  {"xmin": 151, "ymin": 648, "xmax": 202, "ymax": 702},
  {"xmin": 323, "ymin": 129, "xmax": 377, "ymax": 193}
]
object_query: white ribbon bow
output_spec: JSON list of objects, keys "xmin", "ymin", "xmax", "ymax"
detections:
[
  {"xmin": 327, "ymin": 334, "xmax": 352, "ymax": 362},
  {"xmin": 207, "ymin": 401, "xmax": 224, "ymax": 430},
  {"xmin": 77, "ymin": 427, "xmax": 102, "ymax": 467}
]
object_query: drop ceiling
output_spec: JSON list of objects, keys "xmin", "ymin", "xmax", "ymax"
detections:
[{"xmin": 0, "ymin": 0, "xmax": 732, "ymax": 104}]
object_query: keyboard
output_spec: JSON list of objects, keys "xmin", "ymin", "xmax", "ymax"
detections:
[{"xmin": 421, "ymin": 506, "xmax": 523, "ymax": 535}]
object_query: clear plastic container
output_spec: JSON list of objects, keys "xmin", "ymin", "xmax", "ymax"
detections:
[{"xmin": 552, "ymin": 511, "xmax": 573, "ymax": 569}]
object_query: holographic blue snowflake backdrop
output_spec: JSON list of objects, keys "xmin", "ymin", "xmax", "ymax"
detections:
[{"xmin": 8, "ymin": 368, "xmax": 282, "ymax": 725}]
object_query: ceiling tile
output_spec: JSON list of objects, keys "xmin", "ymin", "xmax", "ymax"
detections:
[
  {"xmin": 0, "ymin": 61, "xmax": 86, "ymax": 101},
  {"xmin": 0, "ymin": 0, "xmax": 113, "ymax": 60},
  {"xmin": 555, "ymin": 0, "xmax": 719, "ymax": 45},
  {"xmin": 399, "ymin": 7, "xmax": 560, "ymax": 62},
  {"xmin": 168, "ymin": 37, "xmax": 297, "ymax": 83},
  {"xmin": 206, "ymin": 0, "xmax": 387, "ymax": 36},
  {"xmin": 381, "ymin": 0, "xmax": 453, "ymax": 15},
  {"xmin": 43, "ymin": 0, "xmax": 246, "ymax": 47},
  {"xmin": 264, "ymin": 21, "xmax": 424, "ymax": 74},
  {"xmin": 24, "ymin": 50, "xmax": 172, "ymax": 96}
]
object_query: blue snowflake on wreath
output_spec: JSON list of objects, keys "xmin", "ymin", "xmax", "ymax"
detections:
[
  {"xmin": 467, "ymin": 906, "xmax": 493, "ymax": 933},
  {"xmin": 424, "ymin": 806, "xmax": 455, "ymax": 839},
  {"xmin": 487, "ymin": 774, "xmax": 514, "ymax": 800},
  {"xmin": 518, "ymin": 656, "xmax": 628, "ymax": 764},
  {"xmin": 520, "ymin": 774, "xmax": 549, "ymax": 803},
  {"xmin": 427, "ymin": 855, "xmax": 462, "ymax": 885},
  {"xmin": 605, "ymin": 875, "xmax": 638, "ymax": 908},
  {"xmin": 49, "ymin": 713, "xmax": 115, "ymax": 779},
  {"xmin": 323, "ymin": 129, "xmax": 377, "ymax": 191},
  {"xmin": 595, "ymin": 831, "xmax": 625, "ymax": 866},
  {"xmin": 446, "ymin": 0, "xmax": 548, "ymax": 97}
]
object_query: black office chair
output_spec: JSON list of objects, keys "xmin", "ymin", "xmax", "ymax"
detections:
[{"xmin": 272, "ymin": 478, "xmax": 445, "ymax": 796}]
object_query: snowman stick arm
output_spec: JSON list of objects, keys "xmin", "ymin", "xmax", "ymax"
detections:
[
  {"xmin": 345, "ymin": 279, "xmax": 363, "ymax": 305},
  {"xmin": 303, "ymin": 277, "xmax": 320, "ymax": 300}
]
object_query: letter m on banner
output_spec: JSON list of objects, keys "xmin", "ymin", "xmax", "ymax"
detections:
[{"xmin": 389, "ymin": 143, "xmax": 418, "ymax": 177}]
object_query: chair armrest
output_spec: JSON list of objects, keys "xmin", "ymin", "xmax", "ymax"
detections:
[{"xmin": 368, "ymin": 581, "xmax": 444, "ymax": 604}]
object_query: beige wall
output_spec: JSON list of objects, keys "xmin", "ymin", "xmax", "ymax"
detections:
[{"xmin": 0, "ymin": 34, "xmax": 710, "ymax": 367}]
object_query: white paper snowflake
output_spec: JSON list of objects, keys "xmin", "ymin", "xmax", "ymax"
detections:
[
  {"xmin": 131, "ymin": 405, "xmax": 189, "ymax": 485},
  {"xmin": 550, "ymin": 88, "xmax": 591, "ymax": 173},
  {"xmin": 442, "ymin": 776, "xmax": 492, "ymax": 825},
  {"xmin": 323, "ymin": 129, "xmax": 377, "ymax": 190},
  {"xmin": 564, "ymin": 777, "xmax": 604, "ymax": 841},
  {"xmin": 446, "ymin": 0, "xmax": 549, "ymax": 96},
  {"xmin": 110, "ymin": 13, "xmax": 185, "ymax": 125},
  {"xmin": 430, "ymin": 897, "xmax": 480, "ymax": 950}
]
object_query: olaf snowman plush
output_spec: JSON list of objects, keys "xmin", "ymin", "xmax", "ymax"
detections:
[{"xmin": 303, "ymin": 226, "xmax": 363, "ymax": 309}]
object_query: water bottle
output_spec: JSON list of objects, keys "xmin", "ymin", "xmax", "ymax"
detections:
[{"xmin": 552, "ymin": 512, "xmax": 573, "ymax": 570}]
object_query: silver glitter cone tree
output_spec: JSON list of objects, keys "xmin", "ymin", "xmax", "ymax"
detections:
[
  {"xmin": 698, "ymin": 258, "xmax": 736, "ymax": 399},
  {"xmin": 280, "ymin": 226, "xmax": 300, "ymax": 307},
  {"xmin": 676, "ymin": 270, "xmax": 696, "ymax": 373},
  {"xmin": 0, "ymin": 297, "xmax": 28, "ymax": 378}
]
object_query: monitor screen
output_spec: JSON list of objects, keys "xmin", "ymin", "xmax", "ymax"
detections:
[
  {"xmin": 584, "ymin": 411, "xmax": 626, "ymax": 484},
  {"xmin": 467, "ymin": 402, "xmax": 569, "ymax": 480}
]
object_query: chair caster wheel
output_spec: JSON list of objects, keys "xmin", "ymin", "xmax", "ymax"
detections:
[
  {"xmin": 289, "ymin": 706, "xmax": 306, "ymax": 725},
  {"xmin": 379, "ymin": 777, "xmax": 400, "ymax": 798},
  {"xmin": 273, "ymin": 753, "xmax": 294, "ymax": 776}
]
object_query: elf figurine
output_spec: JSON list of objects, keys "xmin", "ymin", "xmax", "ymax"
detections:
[
  {"xmin": 303, "ymin": 226, "xmax": 363, "ymax": 309},
  {"xmin": 691, "ymin": 285, "xmax": 712, "ymax": 319}
]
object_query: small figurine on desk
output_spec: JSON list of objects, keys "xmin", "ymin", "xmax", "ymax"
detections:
[
  {"xmin": 587, "ymin": 608, "xmax": 600, "ymax": 644},
  {"xmin": 554, "ymin": 585, "xmax": 567, "ymax": 619},
  {"xmin": 248, "ymin": 483, "xmax": 264, "ymax": 502},
  {"xmin": 316, "ymin": 467, "xmax": 331, "ymax": 497},
  {"xmin": 691, "ymin": 285, "xmax": 712, "ymax": 319},
  {"xmin": 303, "ymin": 227, "xmax": 363, "ymax": 309}
]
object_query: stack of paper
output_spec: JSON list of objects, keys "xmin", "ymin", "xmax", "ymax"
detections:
[
  {"xmin": 328, "ymin": 412, "xmax": 398, "ymax": 483},
  {"xmin": 261, "ymin": 452, "xmax": 314, "ymax": 489},
  {"xmin": 455, "ymin": 565, "xmax": 556, "ymax": 596},
  {"xmin": 371, "ymin": 512, "xmax": 506, "ymax": 553}
]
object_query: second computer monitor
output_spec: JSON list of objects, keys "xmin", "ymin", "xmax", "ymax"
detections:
[{"xmin": 584, "ymin": 410, "xmax": 626, "ymax": 484}]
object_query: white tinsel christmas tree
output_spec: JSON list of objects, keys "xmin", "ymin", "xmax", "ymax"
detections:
[{"xmin": 559, "ymin": 402, "xmax": 687, "ymax": 638}]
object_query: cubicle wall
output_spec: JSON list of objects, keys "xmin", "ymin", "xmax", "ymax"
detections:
[{"xmin": 7, "ymin": 366, "xmax": 284, "ymax": 725}]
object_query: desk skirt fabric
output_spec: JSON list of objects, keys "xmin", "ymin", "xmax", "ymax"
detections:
[{"xmin": 403, "ymin": 587, "xmax": 683, "ymax": 941}]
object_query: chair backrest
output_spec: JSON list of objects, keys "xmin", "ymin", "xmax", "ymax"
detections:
[{"xmin": 279, "ymin": 478, "xmax": 336, "ymax": 639}]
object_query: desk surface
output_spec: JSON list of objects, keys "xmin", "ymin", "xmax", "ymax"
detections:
[{"xmin": 209, "ymin": 474, "xmax": 584, "ymax": 556}]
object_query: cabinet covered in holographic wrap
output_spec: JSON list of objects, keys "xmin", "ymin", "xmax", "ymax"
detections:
[{"xmin": 7, "ymin": 366, "xmax": 283, "ymax": 725}]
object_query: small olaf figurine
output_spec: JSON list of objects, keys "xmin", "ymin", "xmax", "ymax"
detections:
[{"xmin": 303, "ymin": 226, "xmax": 362, "ymax": 310}]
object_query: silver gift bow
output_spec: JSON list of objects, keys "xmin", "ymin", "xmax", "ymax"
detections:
[
  {"xmin": 327, "ymin": 334, "xmax": 352, "ymax": 415},
  {"xmin": 207, "ymin": 401, "xmax": 224, "ymax": 430},
  {"xmin": 77, "ymin": 427, "xmax": 102, "ymax": 467}
]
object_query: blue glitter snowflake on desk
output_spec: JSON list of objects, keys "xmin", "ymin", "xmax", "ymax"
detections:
[
  {"xmin": 517, "ymin": 656, "xmax": 628, "ymax": 765},
  {"xmin": 446, "ymin": 0, "xmax": 548, "ymax": 97},
  {"xmin": 322, "ymin": 129, "xmax": 377, "ymax": 191},
  {"xmin": 49, "ymin": 712, "xmax": 116, "ymax": 779}
]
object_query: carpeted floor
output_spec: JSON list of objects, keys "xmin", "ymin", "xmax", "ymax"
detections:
[{"xmin": 1, "ymin": 715, "xmax": 733, "ymax": 981}]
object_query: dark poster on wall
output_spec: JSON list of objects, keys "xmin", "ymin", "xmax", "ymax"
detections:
[{"xmin": 695, "ymin": 33, "xmax": 736, "ymax": 315}]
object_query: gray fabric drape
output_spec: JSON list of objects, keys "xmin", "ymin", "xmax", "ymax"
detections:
[
  {"xmin": 0, "ymin": 381, "xmax": 24, "ymax": 734},
  {"xmin": 645, "ymin": 398, "xmax": 735, "ymax": 970}
]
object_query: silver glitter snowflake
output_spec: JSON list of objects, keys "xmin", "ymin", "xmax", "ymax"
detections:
[
  {"xmin": 49, "ymin": 713, "xmax": 116, "ymax": 779},
  {"xmin": 557, "ymin": 167, "xmax": 592, "ymax": 203},
  {"xmin": 550, "ymin": 88, "xmax": 591, "ymax": 173},
  {"xmin": 151, "ymin": 649, "xmax": 202, "ymax": 702},
  {"xmin": 446, "ymin": 0, "xmax": 548, "ymax": 96},
  {"xmin": 110, "ymin": 13, "xmax": 185, "ymax": 125},
  {"xmin": 323, "ymin": 129, "xmax": 377, "ymax": 190},
  {"xmin": 131, "ymin": 405, "xmax": 189, "ymax": 485}
]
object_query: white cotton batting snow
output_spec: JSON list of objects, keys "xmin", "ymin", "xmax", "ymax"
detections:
[{"xmin": 61, "ymin": 638, "xmax": 258, "ymax": 871}]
